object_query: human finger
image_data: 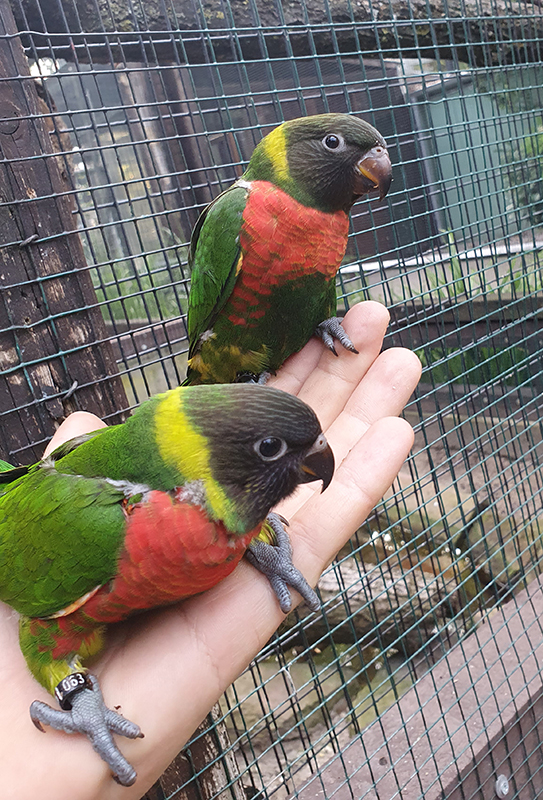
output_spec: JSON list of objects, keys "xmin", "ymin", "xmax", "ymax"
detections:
[
  {"xmin": 43, "ymin": 412, "xmax": 106, "ymax": 457},
  {"xmin": 288, "ymin": 415, "xmax": 415, "ymax": 581},
  {"xmin": 276, "ymin": 346, "xmax": 420, "ymax": 519},
  {"xmin": 270, "ymin": 301, "xmax": 389, "ymax": 414},
  {"xmin": 323, "ymin": 346, "xmax": 421, "ymax": 463}
]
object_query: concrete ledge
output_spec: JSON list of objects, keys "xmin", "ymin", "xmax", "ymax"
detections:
[{"xmin": 295, "ymin": 576, "xmax": 543, "ymax": 799}]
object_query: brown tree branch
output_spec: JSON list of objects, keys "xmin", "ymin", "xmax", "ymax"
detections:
[{"xmin": 11, "ymin": 0, "xmax": 543, "ymax": 67}]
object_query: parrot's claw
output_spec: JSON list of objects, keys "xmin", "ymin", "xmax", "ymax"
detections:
[
  {"xmin": 315, "ymin": 316, "xmax": 359, "ymax": 356},
  {"xmin": 236, "ymin": 370, "xmax": 272, "ymax": 385},
  {"xmin": 30, "ymin": 674, "xmax": 142, "ymax": 786},
  {"xmin": 245, "ymin": 512, "xmax": 320, "ymax": 614}
]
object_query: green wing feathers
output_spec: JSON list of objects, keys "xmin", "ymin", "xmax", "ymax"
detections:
[
  {"xmin": 0, "ymin": 465, "xmax": 126, "ymax": 618},
  {"xmin": 187, "ymin": 183, "xmax": 249, "ymax": 356}
]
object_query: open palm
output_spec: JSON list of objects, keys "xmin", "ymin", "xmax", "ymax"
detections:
[{"xmin": 0, "ymin": 301, "xmax": 421, "ymax": 799}]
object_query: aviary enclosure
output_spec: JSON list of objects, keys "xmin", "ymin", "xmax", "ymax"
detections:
[{"xmin": 0, "ymin": 0, "xmax": 542, "ymax": 797}]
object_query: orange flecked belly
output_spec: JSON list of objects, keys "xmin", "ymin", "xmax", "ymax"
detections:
[
  {"xmin": 226, "ymin": 181, "xmax": 349, "ymax": 322},
  {"xmin": 79, "ymin": 490, "xmax": 257, "ymax": 624}
]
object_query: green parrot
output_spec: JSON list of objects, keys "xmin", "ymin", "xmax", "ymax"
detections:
[
  {"xmin": 185, "ymin": 112, "xmax": 392, "ymax": 385},
  {"xmin": 0, "ymin": 383, "xmax": 334, "ymax": 785}
]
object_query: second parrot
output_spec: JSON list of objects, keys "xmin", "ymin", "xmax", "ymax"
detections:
[
  {"xmin": 0, "ymin": 384, "xmax": 333, "ymax": 785},
  {"xmin": 185, "ymin": 112, "xmax": 392, "ymax": 385}
]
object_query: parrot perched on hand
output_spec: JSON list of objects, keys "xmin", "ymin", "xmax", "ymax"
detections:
[
  {"xmin": 185, "ymin": 112, "xmax": 392, "ymax": 385},
  {"xmin": 0, "ymin": 383, "xmax": 334, "ymax": 786}
]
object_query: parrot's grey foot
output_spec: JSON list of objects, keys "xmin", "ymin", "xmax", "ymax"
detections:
[
  {"xmin": 236, "ymin": 370, "xmax": 272, "ymax": 385},
  {"xmin": 315, "ymin": 317, "xmax": 359, "ymax": 356},
  {"xmin": 30, "ymin": 674, "xmax": 142, "ymax": 786},
  {"xmin": 246, "ymin": 512, "xmax": 320, "ymax": 614}
]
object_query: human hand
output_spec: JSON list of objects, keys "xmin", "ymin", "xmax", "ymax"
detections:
[{"xmin": 0, "ymin": 301, "xmax": 421, "ymax": 799}]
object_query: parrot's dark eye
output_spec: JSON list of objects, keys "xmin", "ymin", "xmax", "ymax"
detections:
[
  {"xmin": 322, "ymin": 134, "xmax": 345, "ymax": 151},
  {"xmin": 255, "ymin": 437, "xmax": 288, "ymax": 461}
]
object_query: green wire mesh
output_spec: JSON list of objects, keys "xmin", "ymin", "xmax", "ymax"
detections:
[{"xmin": 0, "ymin": 0, "xmax": 542, "ymax": 797}]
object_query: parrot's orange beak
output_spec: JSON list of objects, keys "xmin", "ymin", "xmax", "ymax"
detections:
[
  {"xmin": 299, "ymin": 434, "xmax": 335, "ymax": 492},
  {"xmin": 355, "ymin": 145, "xmax": 393, "ymax": 200}
]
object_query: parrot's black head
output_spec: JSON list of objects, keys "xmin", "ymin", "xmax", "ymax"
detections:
[
  {"xmin": 182, "ymin": 384, "xmax": 334, "ymax": 534},
  {"xmin": 245, "ymin": 113, "xmax": 392, "ymax": 213}
]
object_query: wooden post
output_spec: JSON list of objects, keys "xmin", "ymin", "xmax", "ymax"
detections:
[
  {"xmin": 0, "ymin": 0, "xmax": 128, "ymax": 463},
  {"xmin": 143, "ymin": 705, "xmax": 246, "ymax": 800}
]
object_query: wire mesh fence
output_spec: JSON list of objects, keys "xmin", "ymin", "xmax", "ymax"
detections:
[{"xmin": 0, "ymin": 0, "xmax": 542, "ymax": 797}]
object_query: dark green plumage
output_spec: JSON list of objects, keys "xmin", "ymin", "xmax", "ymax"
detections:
[{"xmin": 0, "ymin": 465, "xmax": 125, "ymax": 617}]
